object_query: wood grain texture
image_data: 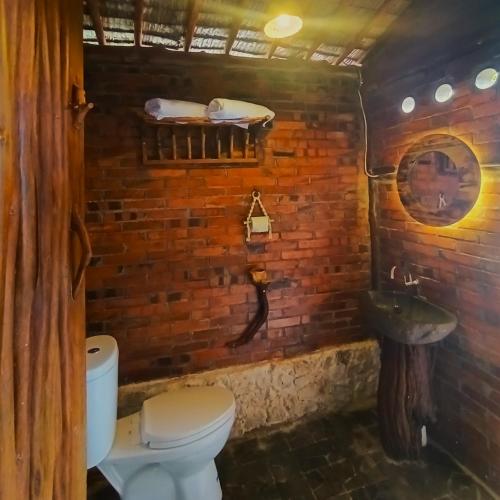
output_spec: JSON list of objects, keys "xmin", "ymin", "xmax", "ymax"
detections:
[
  {"xmin": 87, "ymin": 0, "xmax": 106, "ymax": 46},
  {"xmin": 377, "ymin": 337, "xmax": 436, "ymax": 460},
  {"xmin": 0, "ymin": 2, "xmax": 19, "ymax": 499},
  {"xmin": 0, "ymin": 0, "xmax": 86, "ymax": 498},
  {"xmin": 184, "ymin": 0, "xmax": 202, "ymax": 53},
  {"xmin": 134, "ymin": 0, "xmax": 145, "ymax": 46}
]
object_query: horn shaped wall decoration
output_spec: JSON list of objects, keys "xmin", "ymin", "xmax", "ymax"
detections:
[{"xmin": 226, "ymin": 268, "xmax": 270, "ymax": 348}]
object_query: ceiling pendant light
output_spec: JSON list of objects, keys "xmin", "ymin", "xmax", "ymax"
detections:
[
  {"xmin": 264, "ymin": 14, "xmax": 303, "ymax": 39},
  {"xmin": 264, "ymin": 3, "xmax": 303, "ymax": 39}
]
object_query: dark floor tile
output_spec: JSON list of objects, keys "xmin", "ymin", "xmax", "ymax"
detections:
[
  {"xmin": 88, "ymin": 410, "xmax": 494, "ymax": 500},
  {"xmin": 286, "ymin": 426, "xmax": 320, "ymax": 451},
  {"xmin": 305, "ymin": 465, "xmax": 347, "ymax": 498},
  {"xmin": 225, "ymin": 436, "xmax": 265, "ymax": 464},
  {"xmin": 309, "ymin": 417, "xmax": 335, "ymax": 443},
  {"xmin": 448, "ymin": 471, "xmax": 495, "ymax": 500},
  {"xmin": 276, "ymin": 477, "xmax": 315, "ymax": 500}
]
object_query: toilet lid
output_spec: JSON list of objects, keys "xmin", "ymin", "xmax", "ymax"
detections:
[{"xmin": 140, "ymin": 386, "xmax": 235, "ymax": 449}]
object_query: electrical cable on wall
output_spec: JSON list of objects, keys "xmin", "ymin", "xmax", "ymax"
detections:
[{"xmin": 358, "ymin": 69, "xmax": 395, "ymax": 178}]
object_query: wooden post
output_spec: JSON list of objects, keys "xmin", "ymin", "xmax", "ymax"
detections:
[
  {"xmin": 201, "ymin": 126, "xmax": 206, "ymax": 159},
  {"xmin": 216, "ymin": 127, "xmax": 221, "ymax": 158},
  {"xmin": 156, "ymin": 127, "xmax": 163, "ymax": 160},
  {"xmin": 244, "ymin": 130, "xmax": 249, "ymax": 158},
  {"xmin": 0, "ymin": 0, "xmax": 87, "ymax": 497},
  {"xmin": 377, "ymin": 337, "xmax": 436, "ymax": 460},
  {"xmin": 228, "ymin": 127, "xmax": 234, "ymax": 159},
  {"xmin": 187, "ymin": 129, "xmax": 192, "ymax": 159},
  {"xmin": 171, "ymin": 127, "xmax": 177, "ymax": 160}
]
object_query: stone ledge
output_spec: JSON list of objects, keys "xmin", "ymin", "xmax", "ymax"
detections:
[{"xmin": 118, "ymin": 340, "xmax": 380, "ymax": 438}]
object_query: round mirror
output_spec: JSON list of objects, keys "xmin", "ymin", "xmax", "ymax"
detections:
[{"xmin": 397, "ymin": 134, "xmax": 481, "ymax": 226}]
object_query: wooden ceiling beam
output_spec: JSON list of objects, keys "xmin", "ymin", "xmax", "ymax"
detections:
[
  {"xmin": 267, "ymin": 42, "xmax": 278, "ymax": 59},
  {"xmin": 185, "ymin": 0, "xmax": 202, "ymax": 53},
  {"xmin": 87, "ymin": 0, "xmax": 106, "ymax": 46},
  {"xmin": 134, "ymin": 0, "xmax": 145, "ymax": 46},
  {"xmin": 334, "ymin": 0, "xmax": 393, "ymax": 66},
  {"xmin": 225, "ymin": 0, "xmax": 250, "ymax": 55},
  {"xmin": 306, "ymin": 0, "xmax": 349, "ymax": 60}
]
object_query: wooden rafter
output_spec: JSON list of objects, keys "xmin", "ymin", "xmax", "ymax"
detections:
[
  {"xmin": 185, "ymin": 0, "xmax": 202, "ymax": 53},
  {"xmin": 225, "ymin": 0, "xmax": 250, "ymax": 55},
  {"xmin": 306, "ymin": 0, "xmax": 349, "ymax": 60},
  {"xmin": 87, "ymin": 0, "xmax": 106, "ymax": 46},
  {"xmin": 335, "ymin": 0, "xmax": 393, "ymax": 65},
  {"xmin": 134, "ymin": 0, "xmax": 145, "ymax": 46},
  {"xmin": 306, "ymin": 41, "xmax": 321, "ymax": 60}
]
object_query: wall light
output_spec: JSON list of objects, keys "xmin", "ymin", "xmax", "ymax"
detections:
[
  {"xmin": 401, "ymin": 96, "xmax": 416, "ymax": 114},
  {"xmin": 475, "ymin": 67, "xmax": 498, "ymax": 90},
  {"xmin": 434, "ymin": 83, "xmax": 454, "ymax": 103},
  {"xmin": 264, "ymin": 13, "xmax": 303, "ymax": 39}
]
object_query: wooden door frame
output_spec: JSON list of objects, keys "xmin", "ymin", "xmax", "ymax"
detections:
[{"xmin": 0, "ymin": 1, "xmax": 87, "ymax": 498}]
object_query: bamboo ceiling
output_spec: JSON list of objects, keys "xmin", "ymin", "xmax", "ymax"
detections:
[{"xmin": 83, "ymin": 0, "xmax": 412, "ymax": 66}]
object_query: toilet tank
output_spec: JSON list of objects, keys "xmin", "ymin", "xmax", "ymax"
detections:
[{"xmin": 86, "ymin": 335, "xmax": 118, "ymax": 469}]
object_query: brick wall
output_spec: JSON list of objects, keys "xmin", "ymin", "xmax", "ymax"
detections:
[
  {"xmin": 365, "ymin": 49, "xmax": 500, "ymax": 490},
  {"xmin": 84, "ymin": 47, "xmax": 371, "ymax": 384}
]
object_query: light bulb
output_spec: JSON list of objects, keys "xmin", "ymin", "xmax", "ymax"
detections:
[
  {"xmin": 401, "ymin": 96, "xmax": 416, "ymax": 114},
  {"xmin": 475, "ymin": 68, "xmax": 498, "ymax": 90},
  {"xmin": 434, "ymin": 83, "xmax": 454, "ymax": 103},
  {"xmin": 264, "ymin": 14, "xmax": 303, "ymax": 39}
]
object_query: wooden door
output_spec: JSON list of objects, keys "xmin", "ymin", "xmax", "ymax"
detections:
[{"xmin": 0, "ymin": 0, "xmax": 87, "ymax": 498}]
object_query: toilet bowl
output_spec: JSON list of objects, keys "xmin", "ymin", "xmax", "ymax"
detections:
[{"xmin": 86, "ymin": 335, "xmax": 236, "ymax": 500}]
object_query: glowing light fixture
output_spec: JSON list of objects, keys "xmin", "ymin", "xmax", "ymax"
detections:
[
  {"xmin": 434, "ymin": 83, "xmax": 454, "ymax": 103},
  {"xmin": 475, "ymin": 67, "xmax": 498, "ymax": 90},
  {"xmin": 264, "ymin": 13, "xmax": 303, "ymax": 39},
  {"xmin": 401, "ymin": 96, "xmax": 416, "ymax": 114}
]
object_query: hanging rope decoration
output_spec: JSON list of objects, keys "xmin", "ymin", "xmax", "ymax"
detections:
[{"xmin": 244, "ymin": 190, "xmax": 273, "ymax": 242}]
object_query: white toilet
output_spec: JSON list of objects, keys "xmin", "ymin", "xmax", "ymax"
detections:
[{"xmin": 86, "ymin": 335, "xmax": 236, "ymax": 500}]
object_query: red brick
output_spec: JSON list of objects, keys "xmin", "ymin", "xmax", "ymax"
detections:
[
  {"xmin": 367, "ymin": 60, "xmax": 500, "ymax": 492},
  {"xmin": 85, "ymin": 46, "xmax": 370, "ymax": 384}
]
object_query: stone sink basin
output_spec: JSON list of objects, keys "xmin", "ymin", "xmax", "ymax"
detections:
[{"xmin": 361, "ymin": 290, "xmax": 458, "ymax": 345}]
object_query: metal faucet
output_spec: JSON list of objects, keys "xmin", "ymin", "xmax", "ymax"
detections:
[
  {"xmin": 390, "ymin": 265, "xmax": 419, "ymax": 287},
  {"xmin": 390, "ymin": 263, "xmax": 425, "ymax": 300}
]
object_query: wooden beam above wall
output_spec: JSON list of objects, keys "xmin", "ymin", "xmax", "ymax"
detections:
[
  {"xmin": 306, "ymin": 0, "xmax": 348, "ymax": 60},
  {"xmin": 135, "ymin": 0, "xmax": 145, "ymax": 46},
  {"xmin": 225, "ymin": 0, "xmax": 249, "ymax": 55},
  {"xmin": 185, "ymin": 0, "xmax": 202, "ymax": 53},
  {"xmin": 335, "ymin": 0, "xmax": 393, "ymax": 65},
  {"xmin": 267, "ymin": 42, "xmax": 278, "ymax": 59},
  {"xmin": 87, "ymin": 0, "xmax": 106, "ymax": 46}
]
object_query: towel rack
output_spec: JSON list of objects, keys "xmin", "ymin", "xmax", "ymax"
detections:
[{"xmin": 137, "ymin": 112, "xmax": 269, "ymax": 168}]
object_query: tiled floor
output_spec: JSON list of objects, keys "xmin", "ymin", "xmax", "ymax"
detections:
[{"xmin": 87, "ymin": 411, "xmax": 494, "ymax": 500}]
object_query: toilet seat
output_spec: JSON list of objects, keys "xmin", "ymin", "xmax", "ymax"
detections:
[{"xmin": 140, "ymin": 386, "xmax": 235, "ymax": 449}]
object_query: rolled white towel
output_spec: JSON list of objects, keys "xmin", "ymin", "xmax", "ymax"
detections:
[
  {"xmin": 144, "ymin": 99, "xmax": 208, "ymax": 120},
  {"xmin": 207, "ymin": 98, "xmax": 275, "ymax": 124}
]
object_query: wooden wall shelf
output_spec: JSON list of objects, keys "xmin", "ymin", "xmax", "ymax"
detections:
[{"xmin": 138, "ymin": 112, "xmax": 268, "ymax": 168}]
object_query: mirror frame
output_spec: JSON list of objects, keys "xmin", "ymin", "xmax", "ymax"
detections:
[{"xmin": 397, "ymin": 134, "xmax": 481, "ymax": 226}]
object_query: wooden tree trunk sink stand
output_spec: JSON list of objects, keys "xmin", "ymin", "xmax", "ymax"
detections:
[
  {"xmin": 377, "ymin": 337, "xmax": 437, "ymax": 460},
  {"xmin": 226, "ymin": 269, "xmax": 270, "ymax": 348}
]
